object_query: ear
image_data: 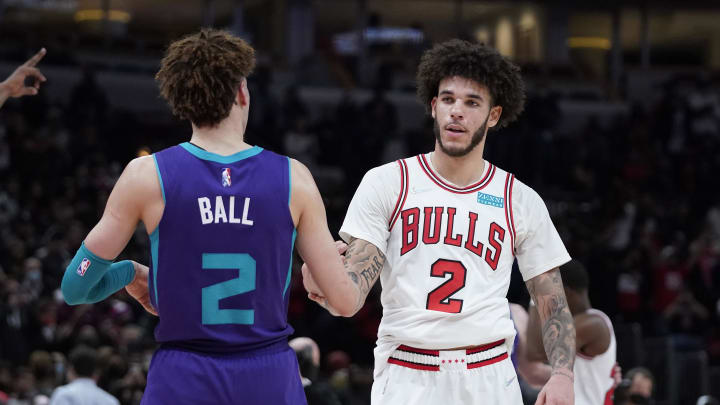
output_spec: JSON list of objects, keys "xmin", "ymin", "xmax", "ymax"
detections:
[
  {"xmin": 487, "ymin": 105, "xmax": 502, "ymax": 128},
  {"xmin": 430, "ymin": 97, "xmax": 437, "ymax": 119},
  {"xmin": 236, "ymin": 78, "xmax": 249, "ymax": 107}
]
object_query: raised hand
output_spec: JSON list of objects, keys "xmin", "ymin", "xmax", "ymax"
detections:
[{"xmin": 0, "ymin": 48, "xmax": 47, "ymax": 107}]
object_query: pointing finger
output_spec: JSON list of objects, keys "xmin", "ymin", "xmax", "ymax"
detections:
[{"xmin": 23, "ymin": 48, "xmax": 46, "ymax": 67}]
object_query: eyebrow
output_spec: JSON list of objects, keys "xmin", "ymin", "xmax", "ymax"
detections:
[{"xmin": 439, "ymin": 90, "xmax": 484, "ymax": 101}]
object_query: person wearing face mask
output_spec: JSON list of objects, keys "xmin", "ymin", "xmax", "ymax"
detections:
[{"xmin": 613, "ymin": 367, "xmax": 653, "ymax": 405}]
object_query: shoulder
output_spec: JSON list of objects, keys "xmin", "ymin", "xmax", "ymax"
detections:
[
  {"xmin": 289, "ymin": 158, "xmax": 314, "ymax": 189},
  {"xmin": 368, "ymin": 160, "xmax": 403, "ymax": 177},
  {"xmin": 362, "ymin": 160, "xmax": 404, "ymax": 189},
  {"xmin": 510, "ymin": 177, "xmax": 543, "ymax": 205},
  {"xmin": 118, "ymin": 155, "xmax": 160, "ymax": 193}
]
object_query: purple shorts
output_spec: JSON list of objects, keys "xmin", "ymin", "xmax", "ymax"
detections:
[{"xmin": 141, "ymin": 342, "xmax": 307, "ymax": 405}]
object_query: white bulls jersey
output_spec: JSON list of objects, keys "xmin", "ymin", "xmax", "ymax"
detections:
[
  {"xmin": 574, "ymin": 309, "xmax": 617, "ymax": 405},
  {"xmin": 340, "ymin": 153, "xmax": 571, "ymax": 377}
]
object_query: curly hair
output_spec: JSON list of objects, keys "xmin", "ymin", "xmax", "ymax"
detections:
[
  {"xmin": 156, "ymin": 29, "xmax": 255, "ymax": 128},
  {"xmin": 416, "ymin": 39, "xmax": 525, "ymax": 129}
]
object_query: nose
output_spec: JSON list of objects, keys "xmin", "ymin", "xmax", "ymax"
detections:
[{"xmin": 449, "ymin": 100, "xmax": 464, "ymax": 120}]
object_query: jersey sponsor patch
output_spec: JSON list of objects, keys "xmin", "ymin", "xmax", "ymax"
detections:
[
  {"xmin": 221, "ymin": 168, "xmax": 232, "ymax": 187},
  {"xmin": 76, "ymin": 258, "xmax": 91, "ymax": 276},
  {"xmin": 476, "ymin": 192, "xmax": 503, "ymax": 208}
]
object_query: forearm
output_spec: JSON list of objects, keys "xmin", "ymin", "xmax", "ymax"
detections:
[
  {"xmin": 341, "ymin": 237, "xmax": 385, "ymax": 313},
  {"xmin": 519, "ymin": 359, "xmax": 553, "ymax": 386},
  {"xmin": 61, "ymin": 244, "xmax": 135, "ymax": 305},
  {"xmin": 526, "ymin": 269, "xmax": 576, "ymax": 379},
  {"xmin": 0, "ymin": 82, "xmax": 10, "ymax": 108}
]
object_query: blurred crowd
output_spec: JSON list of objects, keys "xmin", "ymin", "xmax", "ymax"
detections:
[{"xmin": 1, "ymin": 58, "xmax": 719, "ymax": 404}]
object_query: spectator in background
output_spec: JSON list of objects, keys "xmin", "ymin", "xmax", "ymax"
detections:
[
  {"xmin": 49, "ymin": 345, "xmax": 118, "ymax": 405},
  {"xmin": 28, "ymin": 351, "xmax": 55, "ymax": 398},
  {"xmin": 620, "ymin": 367, "xmax": 654, "ymax": 405},
  {"xmin": 0, "ymin": 49, "xmax": 47, "ymax": 109},
  {"xmin": 289, "ymin": 337, "xmax": 342, "ymax": 405}
]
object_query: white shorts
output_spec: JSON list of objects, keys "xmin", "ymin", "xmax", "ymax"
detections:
[{"xmin": 371, "ymin": 340, "xmax": 522, "ymax": 405}]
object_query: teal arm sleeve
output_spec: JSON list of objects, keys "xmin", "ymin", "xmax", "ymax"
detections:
[{"xmin": 61, "ymin": 243, "xmax": 136, "ymax": 305}]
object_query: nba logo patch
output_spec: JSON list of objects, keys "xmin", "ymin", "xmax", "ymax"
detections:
[
  {"xmin": 76, "ymin": 258, "xmax": 91, "ymax": 276},
  {"xmin": 222, "ymin": 168, "xmax": 232, "ymax": 187}
]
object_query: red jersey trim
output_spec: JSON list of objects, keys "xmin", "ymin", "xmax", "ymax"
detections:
[
  {"xmin": 576, "ymin": 351, "xmax": 595, "ymax": 360},
  {"xmin": 467, "ymin": 352, "xmax": 509, "ymax": 369},
  {"xmin": 504, "ymin": 173, "xmax": 517, "ymax": 255},
  {"xmin": 466, "ymin": 339, "xmax": 505, "ymax": 355},
  {"xmin": 388, "ymin": 357, "xmax": 440, "ymax": 371},
  {"xmin": 388, "ymin": 159, "xmax": 409, "ymax": 231},
  {"xmin": 417, "ymin": 154, "xmax": 495, "ymax": 194},
  {"xmin": 397, "ymin": 345, "xmax": 440, "ymax": 357}
]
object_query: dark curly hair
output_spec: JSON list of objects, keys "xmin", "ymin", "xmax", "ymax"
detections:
[
  {"xmin": 417, "ymin": 39, "xmax": 525, "ymax": 129},
  {"xmin": 156, "ymin": 29, "xmax": 255, "ymax": 128}
]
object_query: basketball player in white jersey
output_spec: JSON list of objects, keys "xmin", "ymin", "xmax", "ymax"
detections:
[
  {"xmin": 526, "ymin": 260, "xmax": 617, "ymax": 405},
  {"xmin": 302, "ymin": 40, "xmax": 575, "ymax": 405}
]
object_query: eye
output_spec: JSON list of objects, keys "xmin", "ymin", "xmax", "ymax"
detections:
[
  {"xmin": 442, "ymin": 97, "xmax": 453, "ymax": 103},
  {"xmin": 467, "ymin": 100, "xmax": 479, "ymax": 107}
]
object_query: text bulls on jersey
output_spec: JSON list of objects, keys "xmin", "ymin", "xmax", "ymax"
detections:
[
  {"xmin": 198, "ymin": 196, "xmax": 254, "ymax": 225},
  {"xmin": 400, "ymin": 206, "xmax": 506, "ymax": 270}
]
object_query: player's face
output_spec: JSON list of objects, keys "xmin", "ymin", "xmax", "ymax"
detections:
[{"xmin": 431, "ymin": 76, "xmax": 501, "ymax": 157}]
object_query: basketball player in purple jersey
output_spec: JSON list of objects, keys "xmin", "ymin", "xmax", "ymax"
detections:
[{"xmin": 59, "ymin": 29, "xmax": 362, "ymax": 404}]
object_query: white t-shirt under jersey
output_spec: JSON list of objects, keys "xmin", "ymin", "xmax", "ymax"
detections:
[{"xmin": 340, "ymin": 153, "xmax": 571, "ymax": 377}]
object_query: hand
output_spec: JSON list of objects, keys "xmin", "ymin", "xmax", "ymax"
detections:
[
  {"xmin": 125, "ymin": 261, "xmax": 158, "ymax": 316},
  {"xmin": 302, "ymin": 239, "xmax": 348, "ymax": 295},
  {"xmin": 612, "ymin": 363, "xmax": 622, "ymax": 388},
  {"xmin": 301, "ymin": 240, "xmax": 348, "ymax": 316},
  {"xmin": 0, "ymin": 48, "xmax": 47, "ymax": 100},
  {"xmin": 535, "ymin": 372, "xmax": 574, "ymax": 405}
]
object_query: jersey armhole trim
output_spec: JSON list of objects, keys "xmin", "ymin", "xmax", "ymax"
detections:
[
  {"xmin": 153, "ymin": 154, "xmax": 166, "ymax": 203},
  {"xmin": 504, "ymin": 173, "xmax": 517, "ymax": 255},
  {"xmin": 286, "ymin": 157, "xmax": 292, "ymax": 206},
  {"xmin": 388, "ymin": 159, "xmax": 409, "ymax": 231}
]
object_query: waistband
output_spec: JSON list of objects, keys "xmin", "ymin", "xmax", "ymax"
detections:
[
  {"xmin": 387, "ymin": 339, "xmax": 508, "ymax": 372},
  {"xmin": 158, "ymin": 338, "xmax": 290, "ymax": 359}
]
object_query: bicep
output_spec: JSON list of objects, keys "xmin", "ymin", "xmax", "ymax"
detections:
[
  {"xmin": 292, "ymin": 161, "xmax": 355, "ymax": 301},
  {"xmin": 84, "ymin": 160, "xmax": 146, "ymax": 259},
  {"xmin": 575, "ymin": 314, "xmax": 611, "ymax": 356}
]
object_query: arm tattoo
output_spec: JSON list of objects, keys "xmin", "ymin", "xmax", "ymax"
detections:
[
  {"xmin": 526, "ymin": 268, "xmax": 575, "ymax": 378},
  {"xmin": 344, "ymin": 237, "xmax": 386, "ymax": 312}
]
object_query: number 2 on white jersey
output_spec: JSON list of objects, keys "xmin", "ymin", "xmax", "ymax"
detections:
[{"xmin": 426, "ymin": 259, "xmax": 467, "ymax": 313}]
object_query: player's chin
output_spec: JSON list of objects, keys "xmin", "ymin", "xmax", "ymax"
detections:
[{"xmin": 440, "ymin": 137, "xmax": 471, "ymax": 152}]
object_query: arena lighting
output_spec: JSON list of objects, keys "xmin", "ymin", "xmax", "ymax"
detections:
[
  {"xmin": 567, "ymin": 37, "xmax": 611, "ymax": 50},
  {"xmin": 73, "ymin": 9, "xmax": 131, "ymax": 23}
]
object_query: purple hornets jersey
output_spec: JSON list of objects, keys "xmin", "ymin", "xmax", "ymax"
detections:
[{"xmin": 149, "ymin": 142, "xmax": 296, "ymax": 353}]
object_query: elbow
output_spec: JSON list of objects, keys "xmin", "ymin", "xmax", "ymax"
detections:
[
  {"xmin": 336, "ymin": 305, "xmax": 360, "ymax": 318},
  {"xmin": 329, "ymin": 293, "xmax": 363, "ymax": 317},
  {"xmin": 60, "ymin": 277, "xmax": 86, "ymax": 306}
]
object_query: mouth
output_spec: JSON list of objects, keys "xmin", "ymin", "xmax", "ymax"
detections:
[{"xmin": 444, "ymin": 124, "xmax": 467, "ymax": 135}]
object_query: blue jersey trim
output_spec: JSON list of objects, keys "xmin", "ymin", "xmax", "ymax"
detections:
[
  {"xmin": 150, "ymin": 227, "xmax": 160, "ymax": 310},
  {"xmin": 152, "ymin": 154, "xmax": 166, "ymax": 203},
  {"xmin": 283, "ymin": 229, "xmax": 297, "ymax": 298},
  {"xmin": 179, "ymin": 142, "xmax": 264, "ymax": 163}
]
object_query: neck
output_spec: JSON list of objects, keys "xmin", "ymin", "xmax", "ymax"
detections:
[
  {"xmin": 431, "ymin": 139, "xmax": 487, "ymax": 187},
  {"xmin": 570, "ymin": 292, "xmax": 591, "ymax": 315},
  {"xmin": 190, "ymin": 112, "xmax": 250, "ymax": 155}
]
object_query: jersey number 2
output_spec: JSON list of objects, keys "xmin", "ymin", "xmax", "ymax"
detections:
[
  {"xmin": 202, "ymin": 253, "xmax": 256, "ymax": 325},
  {"xmin": 426, "ymin": 259, "xmax": 467, "ymax": 313}
]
